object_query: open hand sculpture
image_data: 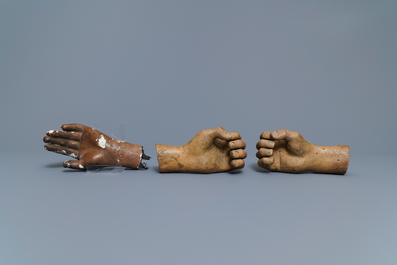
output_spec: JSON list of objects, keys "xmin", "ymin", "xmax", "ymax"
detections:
[
  {"xmin": 155, "ymin": 127, "xmax": 247, "ymax": 173},
  {"xmin": 256, "ymin": 129, "xmax": 349, "ymax": 174},
  {"xmin": 43, "ymin": 123, "xmax": 149, "ymax": 170}
]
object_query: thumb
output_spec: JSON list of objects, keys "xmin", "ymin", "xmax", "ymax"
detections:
[
  {"xmin": 211, "ymin": 127, "xmax": 241, "ymax": 141},
  {"xmin": 270, "ymin": 129, "xmax": 298, "ymax": 141},
  {"xmin": 63, "ymin": 160, "xmax": 85, "ymax": 170}
]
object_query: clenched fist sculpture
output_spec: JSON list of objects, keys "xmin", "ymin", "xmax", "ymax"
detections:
[
  {"xmin": 43, "ymin": 124, "xmax": 149, "ymax": 170},
  {"xmin": 256, "ymin": 129, "xmax": 349, "ymax": 174},
  {"xmin": 156, "ymin": 127, "xmax": 247, "ymax": 173}
]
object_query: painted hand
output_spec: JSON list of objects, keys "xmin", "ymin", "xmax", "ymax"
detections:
[{"xmin": 43, "ymin": 123, "xmax": 148, "ymax": 170}]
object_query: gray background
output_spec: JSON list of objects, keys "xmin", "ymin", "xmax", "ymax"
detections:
[{"xmin": 1, "ymin": 1, "xmax": 396, "ymax": 264}]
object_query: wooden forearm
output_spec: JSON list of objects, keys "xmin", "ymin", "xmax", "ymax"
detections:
[
  {"xmin": 306, "ymin": 145, "xmax": 350, "ymax": 175},
  {"xmin": 155, "ymin": 144, "xmax": 186, "ymax": 173}
]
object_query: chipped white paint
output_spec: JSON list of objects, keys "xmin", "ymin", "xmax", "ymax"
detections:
[
  {"xmin": 47, "ymin": 130, "xmax": 54, "ymax": 134},
  {"xmin": 96, "ymin": 135, "xmax": 106, "ymax": 149},
  {"xmin": 116, "ymin": 146, "xmax": 121, "ymax": 151},
  {"xmin": 117, "ymin": 159, "xmax": 120, "ymax": 163},
  {"xmin": 79, "ymin": 165, "xmax": 84, "ymax": 169}
]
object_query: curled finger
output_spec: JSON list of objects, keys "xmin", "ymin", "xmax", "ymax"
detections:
[
  {"xmin": 231, "ymin": 159, "xmax": 245, "ymax": 169},
  {"xmin": 230, "ymin": 149, "xmax": 247, "ymax": 159},
  {"xmin": 256, "ymin": 139, "xmax": 275, "ymax": 149},
  {"xmin": 260, "ymin": 131, "xmax": 272, "ymax": 139},
  {"xmin": 256, "ymin": 148, "xmax": 273, "ymax": 159},
  {"xmin": 258, "ymin": 157, "xmax": 274, "ymax": 167},
  {"xmin": 229, "ymin": 139, "xmax": 246, "ymax": 150}
]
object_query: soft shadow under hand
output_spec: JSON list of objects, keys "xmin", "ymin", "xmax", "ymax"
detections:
[
  {"xmin": 228, "ymin": 169, "xmax": 243, "ymax": 175},
  {"xmin": 45, "ymin": 162, "xmax": 64, "ymax": 168},
  {"xmin": 250, "ymin": 163, "xmax": 271, "ymax": 173},
  {"xmin": 62, "ymin": 169, "xmax": 84, "ymax": 173}
]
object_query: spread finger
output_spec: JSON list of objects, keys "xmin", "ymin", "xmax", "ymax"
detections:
[
  {"xmin": 44, "ymin": 144, "xmax": 79, "ymax": 159},
  {"xmin": 61, "ymin": 124, "xmax": 85, "ymax": 132},
  {"xmin": 46, "ymin": 130, "xmax": 81, "ymax": 141},
  {"xmin": 43, "ymin": 137, "xmax": 80, "ymax": 150}
]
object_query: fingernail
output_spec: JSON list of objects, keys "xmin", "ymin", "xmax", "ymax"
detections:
[{"xmin": 271, "ymin": 131, "xmax": 277, "ymax": 138}]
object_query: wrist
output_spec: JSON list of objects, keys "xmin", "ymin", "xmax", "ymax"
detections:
[
  {"xmin": 114, "ymin": 141, "xmax": 143, "ymax": 169},
  {"xmin": 155, "ymin": 144, "xmax": 186, "ymax": 173},
  {"xmin": 307, "ymin": 145, "xmax": 350, "ymax": 174}
]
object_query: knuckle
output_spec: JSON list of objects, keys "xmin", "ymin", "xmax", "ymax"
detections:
[
  {"xmin": 259, "ymin": 149, "xmax": 266, "ymax": 156},
  {"xmin": 231, "ymin": 160, "xmax": 237, "ymax": 167},
  {"xmin": 291, "ymin": 131, "xmax": 300, "ymax": 137},
  {"xmin": 256, "ymin": 151, "xmax": 261, "ymax": 159}
]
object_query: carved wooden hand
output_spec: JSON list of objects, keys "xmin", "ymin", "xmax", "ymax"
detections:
[
  {"xmin": 256, "ymin": 129, "xmax": 349, "ymax": 174},
  {"xmin": 156, "ymin": 127, "xmax": 247, "ymax": 173}
]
